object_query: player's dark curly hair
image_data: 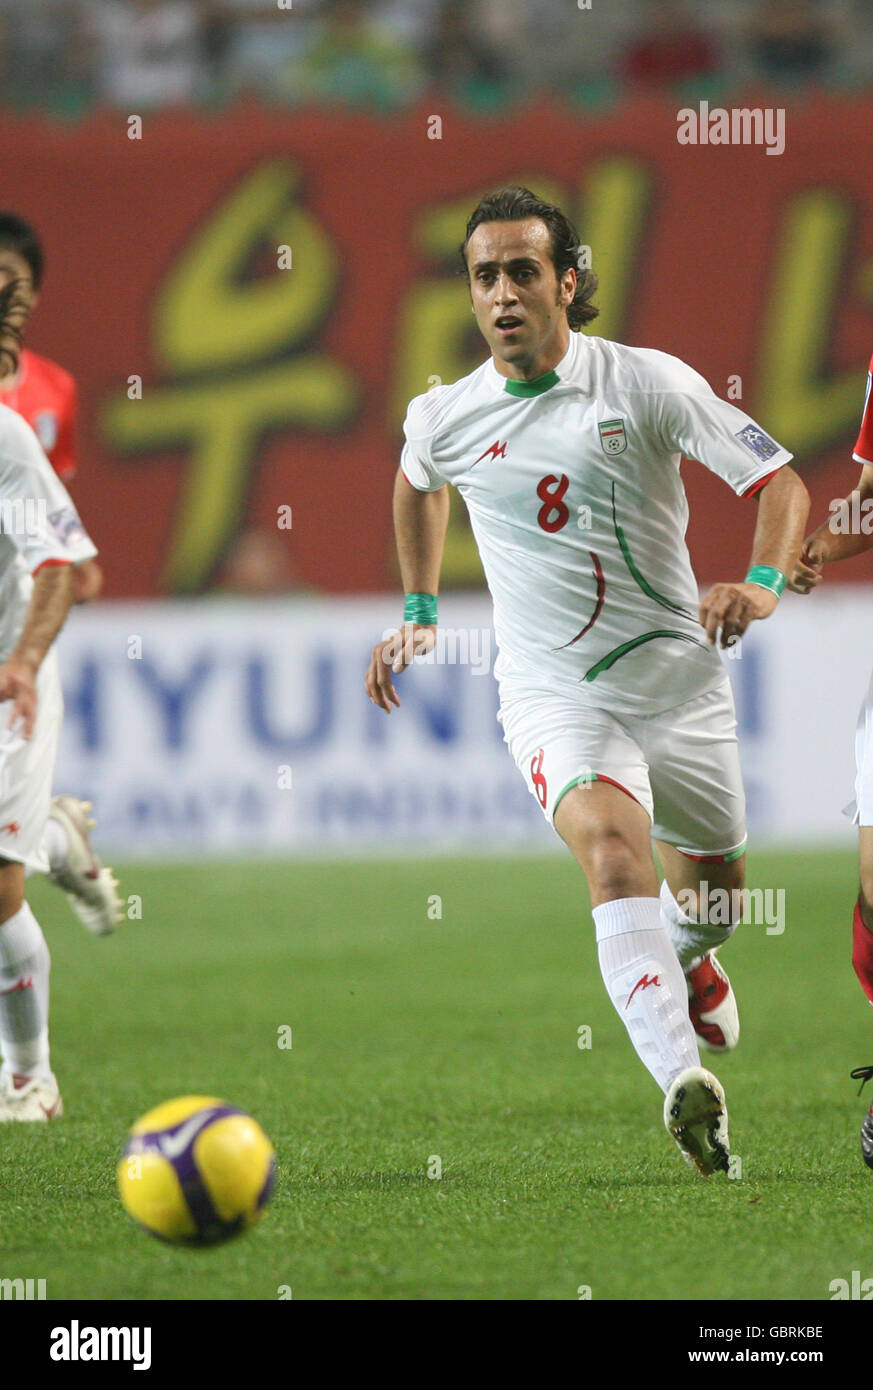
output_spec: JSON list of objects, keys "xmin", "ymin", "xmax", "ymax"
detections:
[
  {"xmin": 459, "ymin": 186, "xmax": 599, "ymax": 331},
  {"xmin": 0, "ymin": 276, "xmax": 28, "ymax": 378},
  {"xmin": 0, "ymin": 211, "xmax": 44, "ymax": 291}
]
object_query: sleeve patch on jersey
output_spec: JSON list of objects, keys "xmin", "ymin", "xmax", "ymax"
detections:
[
  {"xmin": 734, "ymin": 424, "xmax": 781, "ymax": 463},
  {"xmin": 48, "ymin": 505, "xmax": 87, "ymax": 546}
]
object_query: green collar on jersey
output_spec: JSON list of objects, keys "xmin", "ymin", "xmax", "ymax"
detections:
[{"xmin": 502, "ymin": 368, "xmax": 560, "ymax": 397}]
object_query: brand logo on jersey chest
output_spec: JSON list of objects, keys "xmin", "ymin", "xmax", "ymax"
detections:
[
  {"xmin": 471, "ymin": 439, "xmax": 508, "ymax": 468},
  {"xmin": 598, "ymin": 418, "xmax": 627, "ymax": 455}
]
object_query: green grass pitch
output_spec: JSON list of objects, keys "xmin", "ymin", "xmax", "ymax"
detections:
[{"xmin": 2, "ymin": 851, "xmax": 871, "ymax": 1301}]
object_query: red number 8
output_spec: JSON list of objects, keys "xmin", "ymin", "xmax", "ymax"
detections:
[{"xmin": 536, "ymin": 474, "xmax": 570, "ymax": 532}]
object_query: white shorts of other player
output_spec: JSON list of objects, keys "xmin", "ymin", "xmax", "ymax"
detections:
[
  {"xmin": 0, "ymin": 646, "xmax": 62, "ymax": 873},
  {"xmin": 498, "ymin": 674, "xmax": 747, "ymax": 857},
  {"xmin": 847, "ymin": 663, "xmax": 873, "ymax": 826}
]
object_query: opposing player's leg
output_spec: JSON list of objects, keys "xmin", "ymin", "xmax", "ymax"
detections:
[
  {"xmin": 498, "ymin": 685, "xmax": 729, "ymax": 1174},
  {"xmin": 850, "ymin": 1065, "xmax": 873, "ymax": 1170},
  {"xmin": 843, "ymin": 689, "xmax": 873, "ymax": 1164},
  {"xmin": 854, "ymin": 827, "xmax": 873, "ymax": 1008},
  {"xmin": 843, "ymin": 698, "xmax": 873, "ymax": 1165},
  {"xmin": 0, "ymin": 857, "xmax": 61, "ymax": 1121},
  {"xmin": 862, "ymin": 1097, "xmax": 873, "ymax": 1171},
  {"xmin": 851, "ymin": 831, "xmax": 873, "ymax": 1170}
]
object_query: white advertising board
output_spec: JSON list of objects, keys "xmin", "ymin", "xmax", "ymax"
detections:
[{"xmin": 51, "ymin": 591, "xmax": 870, "ymax": 857}]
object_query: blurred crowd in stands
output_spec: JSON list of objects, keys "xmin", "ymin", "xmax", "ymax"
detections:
[{"xmin": 2, "ymin": 0, "xmax": 872, "ymax": 115}]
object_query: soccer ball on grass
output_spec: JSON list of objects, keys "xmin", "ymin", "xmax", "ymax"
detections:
[{"xmin": 117, "ymin": 1095, "xmax": 275, "ymax": 1246}]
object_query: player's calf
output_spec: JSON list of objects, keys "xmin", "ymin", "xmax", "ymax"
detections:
[{"xmin": 559, "ymin": 785, "xmax": 709, "ymax": 1094}]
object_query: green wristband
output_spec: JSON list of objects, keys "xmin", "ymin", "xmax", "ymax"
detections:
[
  {"xmin": 744, "ymin": 565, "xmax": 786, "ymax": 598},
  {"xmin": 403, "ymin": 592, "xmax": 438, "ymax": 625}
]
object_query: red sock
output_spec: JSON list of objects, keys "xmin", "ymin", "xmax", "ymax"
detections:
[{"xmin": 852, "ymin": 899, "xmax": 873, "ymax": 1007}]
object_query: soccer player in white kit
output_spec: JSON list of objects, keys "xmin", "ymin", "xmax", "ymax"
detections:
[
  {"xmin": 789, "ymin": 348, "xmax": 873, "ymax": 1167},
  {"xmin": 0, "ymin": 279, "xmax": 111, "ymax": 1121},
  {"xmin": 366, "ymin": 188, "xmax": 809, "ymax": 1175}
]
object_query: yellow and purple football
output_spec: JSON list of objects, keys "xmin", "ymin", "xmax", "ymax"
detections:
[{"xmin": 117, "ymin": 1095, "xmax": 275, "ymax": 1246}]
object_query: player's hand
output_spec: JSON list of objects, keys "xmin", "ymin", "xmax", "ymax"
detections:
[
  {"xmin": 0, "ymin": 657, "xmax": 38, "ymax": 739},
  {"xmin": 699, "ymin": 582, "xmax": 778, "ymax": 647},
  {"xmin": 787, "ymin": 535, "xmax": 827, "ymax": 594},
  {"xmin": 365, "ymin": 623, "xmax": 437, "ymax": 713},
  {"xmin": 73, "ymin": 559, "xmax": 103, "ymax": 604}
]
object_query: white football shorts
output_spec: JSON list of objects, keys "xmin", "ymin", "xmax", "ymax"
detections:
[
  {"xmin": 847, "ymin": 665, "xmax": 873, "ymax": 826},
  {"xmin": 498, "ymin": 674, "xmax": 747, "ymax": 860},
  {"xmin": 0, "ymin": 647, "xmax": 62, "ymax": 872}
]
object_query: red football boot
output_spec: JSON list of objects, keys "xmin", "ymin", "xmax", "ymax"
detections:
[{"xmin": 687, "ymin": 953, "xmax": 740, "ymax": 1052}]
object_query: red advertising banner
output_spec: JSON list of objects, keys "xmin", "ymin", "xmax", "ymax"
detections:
[{"xmin": 3, "ymin": 95, "xmax": 873, "ymax": 596}]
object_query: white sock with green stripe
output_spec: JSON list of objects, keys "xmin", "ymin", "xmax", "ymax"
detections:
[
  {"xmin": 659, "ymin": 879, "xmax": 738, "ymax": 974},
  {"xmin": 593, "ymin": 896, "xmax": 700, "ymax": 1094}
]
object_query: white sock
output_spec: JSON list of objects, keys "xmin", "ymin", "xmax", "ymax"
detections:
[
  {"xmin": 0, "ymin": 902, "xmax": 52, "ymax": 1079},
  {"xmin": 42, "ymin": 815, "xmax": 70, "ymax": 874},
  {"xmin": 594, "ymin": 896, "xmax": 700, "ymax": 1094},
  {"xmin": 659, "ymin": 879, "xmax": 738, "ymax": 973}
]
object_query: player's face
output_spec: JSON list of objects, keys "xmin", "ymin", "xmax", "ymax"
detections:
[
  {"xmin": 465, "ymin": 219, "xmax": 576, "ymax": 378},
  {"xmin": 0, "ymin": 249, "xmax": 37, "ymax": 313}
]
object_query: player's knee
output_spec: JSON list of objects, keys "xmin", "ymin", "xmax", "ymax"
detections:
[
  {"xmin": 721, "ymin": 860, "xmax": 745, "ymax": 896},
  {"xmin": 0, "ymin": 861, "xmax": 25, "ymax": 922},
  {"xmin": 678, "ymin": 859, "xmax": 745, "ymax": 920}
]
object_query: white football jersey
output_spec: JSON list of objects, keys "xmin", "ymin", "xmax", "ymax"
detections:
[
  {"xmin": 401, "ymin": 331, "xmax": 793, "ymax": 714},
  {"xmin": 0, "ymin": 403, "xmax": 97, "ymax": 661}
]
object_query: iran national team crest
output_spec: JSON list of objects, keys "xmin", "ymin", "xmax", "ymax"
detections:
[{"xmin": 598, "ymin": 418, "xmax": 627, "ymax": 455}]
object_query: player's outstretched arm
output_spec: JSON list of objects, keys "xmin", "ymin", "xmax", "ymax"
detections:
[
  {"xmin": 788, "ymin": 464, "xmax": 873, "ymax": 594},
  {"xmin": 0, "ymin": 563, "xmax": 74, "ymax": 738},
  {"xmin": 73, "ymin": 557, "xmax": 103, "ymax": 603},
  {"xmin": 365, "ymin": 470, "xmax": 449, "ymax": 713},
  {"xmin": 699, "ymin": 465, "xmax": 810, "ymax": 646}
]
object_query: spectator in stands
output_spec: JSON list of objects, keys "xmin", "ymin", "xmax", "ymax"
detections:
[
  {"xmin": 83, "ymin": 0, "xmax": 207, "ymax": 108},
  {"xmin": 620, "ymin": 0, "xmax": 721, "ymax": 88},
  {"xmin": 746, "ymin": 0, "xmax": 836, "ymax": 82},
  {"xmin": 218, "ymin": 528, "xmax": 302, "ymax": 596},
  {"xmin": 0, "ymin": 8, "xmax": 13, "ymax": 96},
  {"xmin": 0, "ymin": 0, "xmax": 867, "ymax": 113},
  {"xmin": 272, "ymin": 0, "xmax": 424, "ymax": 109},
  {"xmin": 426, "ymin": 0, "xmax": 518, "ymax": 104},
  {"xmin": 209, "ymin": 0, "xmax": 320, "ymax": 99},
  {"xmin": 0, "ymin": 1, "xmax": 94, "ymax": 111}
]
